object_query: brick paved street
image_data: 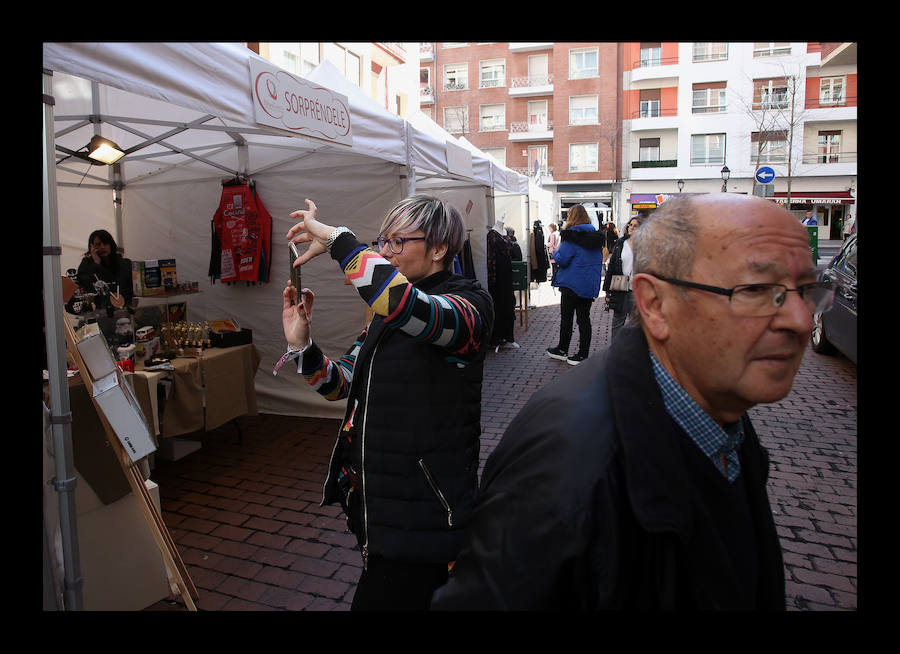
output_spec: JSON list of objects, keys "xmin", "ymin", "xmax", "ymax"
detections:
[{"xmin": 147, "ymin": 283, "xmax": 857, "ymax": 611}]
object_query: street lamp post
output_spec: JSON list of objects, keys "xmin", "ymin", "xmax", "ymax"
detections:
[{"xmin": 720, "ymin": 165, "xmax": 730, "ymax": 193}]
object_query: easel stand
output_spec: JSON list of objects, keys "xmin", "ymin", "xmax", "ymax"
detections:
[{"xmin": 63, "ymin": 313, "xmax": 199, "ymax": 611}]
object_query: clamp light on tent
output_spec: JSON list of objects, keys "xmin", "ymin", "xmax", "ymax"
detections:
[{"xmin": 86, "ymin": 134, "xmax": 125, "ymax": 165}]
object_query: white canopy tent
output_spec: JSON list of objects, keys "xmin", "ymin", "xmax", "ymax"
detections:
[
  {"xmin": 43, "ymin": 43, "xmax": 529, "ymax": 420},
  {"xmin": 42, "ymin": 42, "xmax": 529, "ymax": 609}
]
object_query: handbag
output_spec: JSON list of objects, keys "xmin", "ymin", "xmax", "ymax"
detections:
[{"xmin": 609, "ymin": 274, "xmax": 630, "ymax": 292}]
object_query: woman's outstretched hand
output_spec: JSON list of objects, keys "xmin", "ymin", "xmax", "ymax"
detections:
[{"xmin": 286, "ymin": 199, "xmax": 334, "ymax": 266}]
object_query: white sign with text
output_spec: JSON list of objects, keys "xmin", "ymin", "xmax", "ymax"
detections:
[{"xmin": 250, "ymin": 58, "xmax": 353, "ymax": 146}]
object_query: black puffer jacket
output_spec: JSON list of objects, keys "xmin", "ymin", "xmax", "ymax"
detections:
[{"xmin": 322, "ymin": 270, "xmax": 494, "ymax": 566}]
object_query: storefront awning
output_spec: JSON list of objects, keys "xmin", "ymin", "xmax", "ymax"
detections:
[{"xmin": 769, "ymin": 191, "xmax": 855, "ymax": 204}]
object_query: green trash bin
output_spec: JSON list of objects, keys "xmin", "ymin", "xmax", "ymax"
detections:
[
  {"xmin": 510, "ymin": 261, "xmax": 528, "ymax": 291},
  {"xmin": 806, "ymin": 226, "xmax": 818, "ymax": 265}
]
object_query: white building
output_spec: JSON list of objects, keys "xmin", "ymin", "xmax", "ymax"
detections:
[{"xmin": 620, "ymin": 41, "xmax": 857, "ymax": 240}]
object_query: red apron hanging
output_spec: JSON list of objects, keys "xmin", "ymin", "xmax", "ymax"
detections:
[{"xmin": 209, "ymin": 180, "xmax": 272, "ymax": 284}]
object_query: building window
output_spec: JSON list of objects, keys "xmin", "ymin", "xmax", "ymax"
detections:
[
  {"xmin": 480, "ymin": 103, "xmax": 506, "ymax": 131},
  {"xmin": 324, "ymin": 43, "xmax": 361, "ymax": 87},
  {"xmin": 282, "ymin": 50, "xmax": 299, "ymax": 74},
  {"xmin": 569, "ymin": 47, "xmax": 599, "ymax": 79},
  {"xmin": 640, "ymin": 42, "xmax": 662, "ymax": 67},
  {"xmin": 569, "ymin": 95, "xmax": 599, "ymax": 125},
  {"xmin": 569, "ymin": 142, "xmax": 598, "ymax": 172},
  {"xmin": 483, "ymin": 147, "xmax": 506, "ymax": 167},
  {"xmin": 300, "ymin": 42, "xmax": 319, "ymax": 76},
  {"xmin": 817, "ymin": 130, "xmax": 842, "ymax": 163},
  {"xmin": 528, "ymin": 54, "xmax": 550, "ymax": 86},
  {"xmin": 639, "ymin": 138, "xmax": 660, "ymax": 162},
  {"xmin": 443, "ymin": 42, "xmax": 467, "ymax": 49},
  {"xmin": 753, "ymin": 42, "xmax": 791, "ymax": 57},
  {"xmin": 444, "ymin": 106, "xmax": 468, "ymax": 134},
  {"xmin": 639, "ymin": 89, "xmax": 661, "ymax": 118},
  {"xmin": 691, "ymin": 133, "xmax": 726, "ymax": 165},
  {"xmin": 529, "ymin": 145, "xmax": 548, "ymax": 175},
  {"xmin": 692, "ymin": 82, "xmax": 727, "ymax": 113},
  {"xmin": 692, "ymin": 42, "xmax": 728, "ymax": 62},
  {"xmin": 751, "ymin": 131, "xmax": 788, "ymax": 164},
  {"xmin": 443, "ymin": 63, "xmax": 468, "ymax": 91},
  {"xmin": 819, "ymin": 76, "xmax": 846, "ymax": 105},
  {"xmin": 528, "ymin": 100, "xmax": 549, "ymax": 130},
  {"xmin": 480, "ymin": 59, "xmax": 506, "ymax": 88},
  {"xmin": 753, "ymin": 78, "xmax": 789, "ymax": 110}
]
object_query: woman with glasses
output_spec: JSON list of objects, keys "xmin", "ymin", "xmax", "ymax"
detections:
[
  {"xmin": 279, "ymin": 195, "xmax": 494, "ymax": 610},
  {"xmin": 603, "ymin": 216, "xmax": 642, "ymax": 341}
]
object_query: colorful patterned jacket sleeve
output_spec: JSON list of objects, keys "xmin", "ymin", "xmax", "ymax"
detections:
[{"xmin": 298, "ymin": 232, "xmax": 489, "ymax": 398}]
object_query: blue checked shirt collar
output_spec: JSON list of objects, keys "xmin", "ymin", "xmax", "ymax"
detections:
[{"xmin": 649, "ymin": 351, "xmax": 744, "ymax": 483}]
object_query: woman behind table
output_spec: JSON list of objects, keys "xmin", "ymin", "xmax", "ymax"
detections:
[
  {"xmin": 76, "ymin": 229, "xmax": 133, "ymax": 310},
  {"xmin": 603, "ymin": 216, "xmax": 641, "ymax": 340},
  {"xmin": 545, "ymin": 205, "xmax": 605, "ymax": 365},
  {"xmin": 279, "ymin": 195, "xmax": 494, "ymax": 611}
]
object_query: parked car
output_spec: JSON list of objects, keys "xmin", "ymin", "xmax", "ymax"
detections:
[{"xmin": 811, "ymin": 233, "xmax": 857, "ymax": 364}]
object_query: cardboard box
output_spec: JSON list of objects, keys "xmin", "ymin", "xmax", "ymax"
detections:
[
  {"xmin": 92, "ymin": 370, "xmax": 157, "ymax": 463},
  {"xmin": 76, "ymin": 478, "xmax": 171, "ymax": 611},
  {"xmin": 210, "ymin": 328, "xmax": 252, "ymax": 348},
  {"xmin": 76, "ymin": 331, "xmax": 118, "ymax": 381}
]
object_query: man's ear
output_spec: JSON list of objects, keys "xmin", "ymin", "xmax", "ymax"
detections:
[{"xmin": 632, "ymin": 273, "xmax": 670, "ymax": 342}]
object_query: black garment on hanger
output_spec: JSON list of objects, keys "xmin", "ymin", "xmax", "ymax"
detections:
[
  {"xmin": 530, "ymin": 221, "xmax": 550, "ymax": 283},
  {"xmin": 486, "ymin": 229, "xmax": 515, "ymax": 346}
]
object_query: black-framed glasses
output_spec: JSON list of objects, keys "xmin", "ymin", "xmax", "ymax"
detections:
[
  {"xmin": 373, "ymin": 236, "xmax": 427, "ymax": 254},
  {"xmin": 648, "ymin": 273, "xmax": 835, "ymax": 317}
]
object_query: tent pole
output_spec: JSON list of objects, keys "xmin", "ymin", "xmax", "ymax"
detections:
[{"xmin": 43, "ymin": 68, "xmax": 84, "ymax": 611}]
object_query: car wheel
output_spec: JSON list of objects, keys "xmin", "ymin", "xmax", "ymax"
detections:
[{"xmin": 811, "ymin": 311, "xmax": 836, "ymax": 355}]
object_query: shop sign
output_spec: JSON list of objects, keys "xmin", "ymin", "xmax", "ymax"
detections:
[{"xmin": 250, "ymin": 58, "xmax": 353, "ymax": 146}]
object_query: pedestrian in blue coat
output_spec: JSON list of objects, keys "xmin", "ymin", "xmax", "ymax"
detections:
[{"xmin": 546, "ymin": 205, "xmax": 606, "ymax": 365}]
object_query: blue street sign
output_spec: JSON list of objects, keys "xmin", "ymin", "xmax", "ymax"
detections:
[{"xmin": 755, "ymin": 166, "xmax": 776, "ymax": 184}]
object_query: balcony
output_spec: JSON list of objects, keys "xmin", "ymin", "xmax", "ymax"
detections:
[
  {"xmin": 509, "ymin": 42, "xmax": 553, "ymax": 53},
  {"xmin": 419, "ymin": 86, "xmax": 434, "ymax": 104},
  {"xmin": 419, "ymin": 42, "xmax": 434, "ymax": 61},
  {"xmin": 632, "ymin": 159, "xmax": 677, "ymax": 169},
  {"xmin": 509, "ymin": 74, "xmax": 554, "ymax": 97},
  {"xmin": 509, "ymin": 120, "xmax": 553, "ymax": 141}
]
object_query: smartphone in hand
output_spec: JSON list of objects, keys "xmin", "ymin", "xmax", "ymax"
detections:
[{"xmin": 289, "ymin": 242, "xmax": 301, "ymax": 304}]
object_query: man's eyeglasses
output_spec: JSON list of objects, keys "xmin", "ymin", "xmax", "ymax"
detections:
[
  {"xmin": 372, "ymin": 236, "xmax": 427, "ymax": 254},
  {"xmin": 647, "ymin": 273, "xmax": 835, "ymax": 318}
]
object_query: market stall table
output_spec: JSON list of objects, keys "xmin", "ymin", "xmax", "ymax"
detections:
[{"xmin": 134, "ymin": 344, "xmax": 261, "ymax": 458}]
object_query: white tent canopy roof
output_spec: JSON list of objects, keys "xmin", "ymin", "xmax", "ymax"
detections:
[
  {"xmin": 42, "ymin": 42, "xmax": 530, "ymax": 420},
  {"xmin": 43, "ymin": 43, "xmax": 528, "ymax": 195}
]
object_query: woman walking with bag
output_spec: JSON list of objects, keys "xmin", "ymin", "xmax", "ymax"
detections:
[{"xmin": 603, "ymin": 216, "xmax": 641, "ymax": 340}]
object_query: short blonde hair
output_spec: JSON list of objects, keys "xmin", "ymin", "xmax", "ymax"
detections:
[{"xmin": 379, "ymin": 195, "xmax": 466, "ymax": 262}]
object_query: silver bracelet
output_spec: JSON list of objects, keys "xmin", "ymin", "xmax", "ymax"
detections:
[{"xmin": 326, "ymin": 226, "xmax": 354, "ymax": 252}]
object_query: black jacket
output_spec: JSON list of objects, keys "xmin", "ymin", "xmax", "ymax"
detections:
[
  {"xmin": 322, "ymin": 270, "xmax": 493, "ymax": 566},
  {"xmin": 432, "ymin": 326, "xmax": 785, "ymax": 609},
  {"xmin": 602, "ymin": 235, "xmax": 631, "ymax": 312}
]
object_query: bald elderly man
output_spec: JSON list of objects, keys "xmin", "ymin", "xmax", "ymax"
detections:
[{"xmin": 431, "ymin": 194, "xmax": 835, "ymax": 610}]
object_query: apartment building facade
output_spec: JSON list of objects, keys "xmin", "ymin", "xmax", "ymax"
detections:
[
  {"xmin": 420, "ymin": 42, "xmax": 623, "ymax": 226},
  {"xmin": 420, "ymin": 41, "xmax": 857, "ymax": 236},
  {"xmin": 245, "ymin": 42, "xmax": 857, "ymax": 238},
  {"xmin": 622, "ymin": 41, "xmax": 857, "ymax": 240}
]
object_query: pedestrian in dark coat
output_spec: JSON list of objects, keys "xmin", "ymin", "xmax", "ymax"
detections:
[{"xmin": 432, "ymin": 194, "xmax": 823, "ymax": 610}]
